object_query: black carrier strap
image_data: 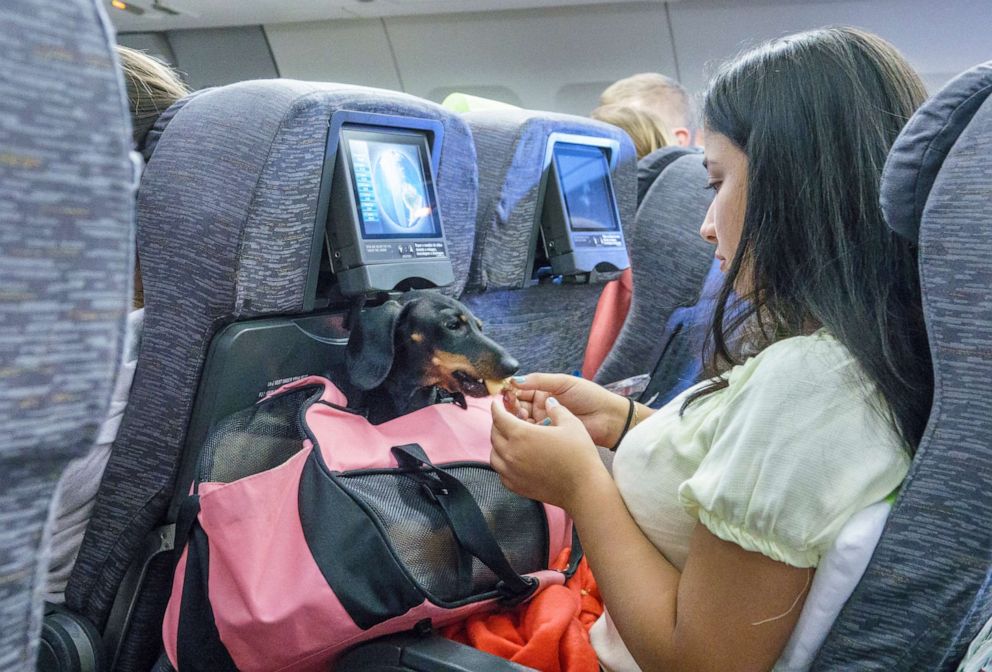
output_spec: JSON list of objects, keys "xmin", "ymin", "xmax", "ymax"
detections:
[
  {"xmin": 175, "ymin": 522, "xmax": 237, "ymax": 671},
  {"xmin": 391, "ymin": 444, "xmax": 539, "ymax": 602},
  {"xmin": 173, "ymin": 494, "xmax": 200, "ymax": 567}
]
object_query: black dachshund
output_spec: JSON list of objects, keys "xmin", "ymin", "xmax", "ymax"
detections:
[{"xmin": 346, "ymin": 292, "xmax": 520, "ymax": 424}]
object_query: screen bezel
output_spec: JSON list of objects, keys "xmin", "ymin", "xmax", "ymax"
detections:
[
  {"xmin": 551, "ymin": 141, "xmax": 622, "ymax": 234},
  {"xmin": 307, "ymin": 111, "xmax": 447, "ymax": 306},
  {"xmin": 339, "ymin": 126, "xmax": 444, "ymax": 241},
  {"xmin": 529, "ymin": 132, "xmax": 624, "ymax": 279}
]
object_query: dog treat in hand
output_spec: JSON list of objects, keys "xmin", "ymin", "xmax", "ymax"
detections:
[{"xmin": 485, "ymin": 377, "xmax": 512, "ymax": 396}]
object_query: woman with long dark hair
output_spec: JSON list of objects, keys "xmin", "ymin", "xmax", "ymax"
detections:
[{"xmin": 491, "ymin": 27, "xmax": 932, "ymax": 670}]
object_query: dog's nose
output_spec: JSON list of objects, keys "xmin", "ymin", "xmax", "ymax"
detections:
[{"xmin": 499, "ymin": 354, "xmax": 520, "ymax": 376}]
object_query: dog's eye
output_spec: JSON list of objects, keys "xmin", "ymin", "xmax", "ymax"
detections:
[{"xmin": 445, "ymin": 320, "xmax": 462, "ymax": 331}]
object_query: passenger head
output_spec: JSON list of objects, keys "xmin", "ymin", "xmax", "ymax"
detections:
[
  {"xmin": 599, "ymin": 73, "xmax": 694, "ymax": 147},
  {"xmin": 116, "ymin": 45, "xmax": 189, "ymax": 309},
  {"xmin": 117, "ymin": 45, "xmax": 189, "ymax": 154},
  {"xmin": 695, "ymin": 26, "xmax": 931, "ymax": 449},
  {"xmin": 590, "ymin": 104, "xmax": 673, "ymax": 159}
]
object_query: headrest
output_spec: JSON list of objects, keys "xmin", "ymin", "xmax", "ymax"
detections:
[
  {"xmin": 881, "ymin": 62, "xmax": 992, "ymax": 243},
  {"xmin": 461, "ymin": 108, "xmax": 638, "ymax": 291},
  {"xmin": 139, "ymin": 80, "xmax": 478, "ymax": 307},
  {"xmin": 0, "ymin": 0, "xmax": 134, "ymax": 461},
  {"xmin": 140, "ymin": 89, "xmax": 210, "ymax": 162},
  {"xmin": 636, "ymin": 146, "xmax": 702, "ymax": 205}
]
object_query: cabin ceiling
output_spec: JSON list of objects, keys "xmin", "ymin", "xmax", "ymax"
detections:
[{"xmin": 108, "ymin": 0, "xmax": 677, "ymax": 32}]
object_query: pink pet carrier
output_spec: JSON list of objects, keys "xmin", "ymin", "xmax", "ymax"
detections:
[{"xmin": 162, "ymin": 376, "xmax": 577, "ymax": 672}]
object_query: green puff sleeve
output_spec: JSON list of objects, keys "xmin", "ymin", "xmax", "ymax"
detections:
[{"xmin": 677, "ymin": 332, "xmax": 910, "ymax": 568}]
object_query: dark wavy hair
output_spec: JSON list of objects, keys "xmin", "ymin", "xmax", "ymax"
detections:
[{"xmin": 686, "ymin": 27, "xmax": 933, "ymax": 452}]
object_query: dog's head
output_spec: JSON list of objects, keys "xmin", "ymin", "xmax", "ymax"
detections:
[{"xmin": 346, "ymin": 293, "xmax": 519, "ymax": 401}]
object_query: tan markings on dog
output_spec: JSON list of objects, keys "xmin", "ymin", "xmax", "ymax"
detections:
[
  {"xmin": 426, "ymin": 350, "xmax": 511, "ymax": 397},
  {"xmin": 426, "ymin": 351, "xmax": 480, "ymax": 389},
  {"xmin": 459, "ymin": 314, "xmax": 468, "ymax": 323},
  {"xmin": 410, "ymin": 332, "xmax": 424, "ymax": 343},
  {"xmin": 476, "ymin": 319, "xmax": 484, "ymax": 330}
]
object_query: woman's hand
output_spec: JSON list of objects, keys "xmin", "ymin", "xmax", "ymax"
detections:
[
  {"xmin": 502, "ymin": 373, "xmax": 631, "ymax": 448},
  {"xmin": 490, "ymin": 395, "xmax": 609, "ymax": 512}
]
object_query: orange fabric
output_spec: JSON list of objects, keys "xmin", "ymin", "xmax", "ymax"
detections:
[
  {"xmin": 441, "ymin": 549, "xmax": 603, "ymax": 672},
  {"xmin": 581, "ymin": 268, "xmax": 633, "ymax": 379}
]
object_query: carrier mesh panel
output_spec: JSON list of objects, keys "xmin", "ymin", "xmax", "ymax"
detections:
[
  {"xmin": 200, "ymin": 387, "xmax": 316, "ymax": 483},
  {"xmin": 341, "ymin": 465, "xmax": 546, "ymax": 603}
]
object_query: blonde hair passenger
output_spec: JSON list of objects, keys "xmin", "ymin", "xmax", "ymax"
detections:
[
  {"xmin": 117, "ymin": 45, "xmax": 190, "ymax": 152},
  {"xmin": 590, "ymin": 104, "xmax": 672, "ymax": 159},
  {"xmin": 599, "ymin": 72, "xmax": 694, "ymax": 146}
]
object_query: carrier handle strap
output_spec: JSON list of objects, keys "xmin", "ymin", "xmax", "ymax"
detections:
[{"xmin": 391, "ymin": 444, "xmax": 538, "ymax": 601}]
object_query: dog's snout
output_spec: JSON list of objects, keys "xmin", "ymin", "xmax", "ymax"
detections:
[{"xmin": 498, "ymin": 354, "xmax": 520, "ymax": 377}]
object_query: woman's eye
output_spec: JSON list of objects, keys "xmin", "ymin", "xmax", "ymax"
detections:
[{"xmin": 705, "ymin": 181, "xmax": 721, "ymax": 193}]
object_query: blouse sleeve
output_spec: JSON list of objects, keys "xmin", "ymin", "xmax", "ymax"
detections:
[{"xmin": 677, "ymin": 333, "xmax": 911, "ymax": 568}]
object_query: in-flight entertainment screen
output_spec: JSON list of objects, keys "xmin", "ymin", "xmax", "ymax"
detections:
[
  {"xmin": 341, "ymin": 128, "xmax": 443, "ymax": 240},
  {"xmin": 552, "ymin": 142, "xmax": 620, "ymax": 232}
]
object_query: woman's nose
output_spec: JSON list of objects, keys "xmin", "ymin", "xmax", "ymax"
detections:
[{"xmin": 699, "ymin": 204, "xmax": 718, "ymax": 244}]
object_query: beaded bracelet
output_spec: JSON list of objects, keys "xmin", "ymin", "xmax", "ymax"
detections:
[{"xmin": 610, "ymin": 397, "xmax": 638, "ymax": 452}]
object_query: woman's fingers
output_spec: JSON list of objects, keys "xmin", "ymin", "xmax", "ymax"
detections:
[
  {"xmin": 491, "ymin": 397, "xmax": 525, "ymax": 441},
  {"xmin": 510, "ymin": 373, "xmax": 573, "ymax": 396},
  {"xmin": 501, "ymin": 389, "xmax": 530, "ymax": 420},
  {"xmin": 544, "ymin": 397, "xmax": 582, "ymax": 431},
  {"xmin": 513, "ymin": 388, "xmax": 538, "ymax": 403}
]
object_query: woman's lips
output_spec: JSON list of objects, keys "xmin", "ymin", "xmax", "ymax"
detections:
[{"xmin": 716, "ymin": 254, "xmax": 727, "ymax": 272}]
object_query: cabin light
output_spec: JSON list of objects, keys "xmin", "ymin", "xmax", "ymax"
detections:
[{"xmin": 110, "ymin": 0, "xmax": 146, "ymax": 14}]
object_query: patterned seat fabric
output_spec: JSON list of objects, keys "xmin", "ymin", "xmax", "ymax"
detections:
[
  {"xmin": 0, "ymin": 1, "xmax": 134, "ymax": 670},
  {"xmin": 459, "ymin": 109, "xmax": 637, "ymax": 374},
  {"xmin": 594, "ymin": 148, "xmax": 714, "ymax": 398},
  {"xmin": 63, "ymin": 80, "xmax": 478, "ymax": 671},
  {"xmin": 812, "ymin": 61, "xmax": 992, "ymax": 671}
]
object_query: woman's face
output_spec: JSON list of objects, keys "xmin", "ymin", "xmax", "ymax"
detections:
[{"xmin": 699, "ymin": 132, "xmax": 748, "ymax": 274}]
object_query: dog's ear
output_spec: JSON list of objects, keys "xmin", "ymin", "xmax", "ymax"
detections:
[{"xmin": 346, "ymin": 300, "xmax": 402, "ymax": 391}]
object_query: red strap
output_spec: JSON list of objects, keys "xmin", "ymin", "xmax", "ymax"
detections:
[{"xmin": 581, "ymin": 269, "xmax": 634, "ymax": 379}]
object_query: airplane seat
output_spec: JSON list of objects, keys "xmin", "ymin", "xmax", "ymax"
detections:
[
  {"xmin": 55, "ymin": 80, "xmax": 483, "ymax": 672},
  {"xmin": 0, "ymin": 1, "xmax": 134, "ymax": 670},
  {"xmin": 592, "ymin": 147, "xmax": 715, "ymax": 401},
  {"xmin": 457, "ymin": 108, "xmax": 638, "ymax": 374},
  {"xmin": 810, "ymin": 60, "xmax": 992, "ymax": 670}
]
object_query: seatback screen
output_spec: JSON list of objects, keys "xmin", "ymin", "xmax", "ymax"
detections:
[
  {"xmin": 553, "ymin": 142, "xmax": 620, "ymax": 232},
  {"xmin": 341, "ymin": 127, "xmax": 443, "ymax": 240}
]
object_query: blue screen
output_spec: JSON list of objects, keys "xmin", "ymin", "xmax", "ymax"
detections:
[
  {"xmin": 553, "ymin": 143, "xmax": 619, "ymax": 232},
  {"xmin": 344, "ymin": 131, "xmax": 442, "ymax": 239}
]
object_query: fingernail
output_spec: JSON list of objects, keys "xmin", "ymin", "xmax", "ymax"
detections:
[
  {"xmin": 512, "ymin": 375, "xmax": 527, "ymax": 383},
  {"xmin": 541, "ymin": 418, "xmax": 552, "ymax": 426},
  {"xmin": 546, "ymin": 397, "xmax": 559, "ymax": 409}
]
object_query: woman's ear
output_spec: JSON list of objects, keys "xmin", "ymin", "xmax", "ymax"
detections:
[{"xmin": 346, "ymin": 300, "xmax": 402, "ymax": 391}]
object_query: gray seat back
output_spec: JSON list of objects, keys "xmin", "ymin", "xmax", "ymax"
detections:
[
  {"xmin": 459, "ymin": 109, "xmax": 637, "ymax": 374},
  {"xmin": 812, "ymin": 61, "xmax": 992, "ymax": 671},
  {"xmin": 0, "ymin": 1, "xmax": 134, "ymax": 669},
  {"xmin": 594, "ymin": 148, "xmax": 714, "ymax": 392},
  {"xmin": 63, "ymin": 80, "xmax": 478, "ymax": 671}
]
